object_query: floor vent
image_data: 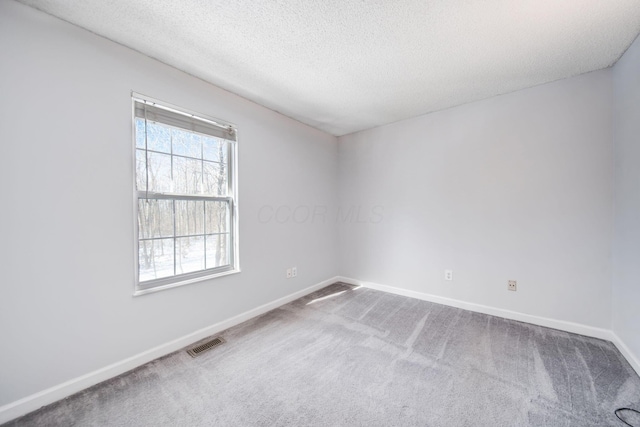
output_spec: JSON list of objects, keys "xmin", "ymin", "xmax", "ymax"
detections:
[{"xmin": 187, "ymin": 337, "xmax": 225, "ymax": 358}]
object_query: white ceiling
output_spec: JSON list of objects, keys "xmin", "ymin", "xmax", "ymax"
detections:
[{"xmin": 17, "ymin": 0, "xmax": 640, "ymax": 136}]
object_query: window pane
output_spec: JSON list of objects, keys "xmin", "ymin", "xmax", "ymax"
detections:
[
  {"xmin": 205, "ymin": 201, "xmax": 229, "ymax": 234},
  {"xmin": 147, "ymin": 152, "xmax": 172, "ymax": 193},
  {"xmin": 203, "ymin": 137, "xmax": 228, "ymax": 163},
  {"xmin": 136, "ymin": 149, "xmax": 147, "ymax": 191},
  {"xmin": 139, "ymin": 238, "xmax": 174, "ymax": 281},
  {"xmin": 206, "ymin": 233, "xmax": 230, "ymax": 269},
  {"xmin": 138, "ymin": 199, "xmax": 173, "ymax": 239},
  {"xmin": 134, "ymin": 97, "xmax": 237, "ymax": 290},
  {"xmin": 173, "ymin": 156, "xmax": 202, "ymax": 194},
  {"xmin": 175, "ymin": 200, "xmax": 204, "ymax": 236},
  {"xmin": 146, "ymin": 121, "xmax": 172, "ymax": 153},
  {"xmin": 176, "ymin": 236, "xmax": 204, "ymax": 275},
  {"xmin": 203, "ymin": 161, "xmax": 227, "ymax": 196},
  {"xmin": 173, "ymin": 128, "xmax": 202, "ymax": 158},
  {"xmin": 135, "ymin": 119, "xmax": 146, "ymax": 149}
]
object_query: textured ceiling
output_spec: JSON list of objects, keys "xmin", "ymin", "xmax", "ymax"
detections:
[{"xmin": 17, "ymin": 0, "xmax": 640, "ymax": 136}]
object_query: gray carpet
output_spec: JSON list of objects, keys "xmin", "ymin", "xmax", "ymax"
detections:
[{"xmin": 6, "ymin": 283, "xmax": 640, "ymax": 426}]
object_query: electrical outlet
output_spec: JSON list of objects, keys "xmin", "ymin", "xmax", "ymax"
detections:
[
  {"xmin": 508, "ymin": 280, "xmax": 517, "ymax": 291},
  {"xmin": 445, "ymin": 270, "xmax": 453, "ymax": 281},
  {"xmin": 291, "ymin": 267, "xmax": 297, "ymax": 278},
  {"xmin": 286, "ymin": 268, "xmax": 292, "ymax": 279}
]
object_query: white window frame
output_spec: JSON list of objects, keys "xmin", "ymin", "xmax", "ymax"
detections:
[{"xmin": 131, "ymin": 93, "xmax": 240, "ymax": 296}]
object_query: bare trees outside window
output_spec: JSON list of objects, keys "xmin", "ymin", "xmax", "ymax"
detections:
[{"xmin": 133, "ymin": 95, "xmax": 238, "ymax": 294}]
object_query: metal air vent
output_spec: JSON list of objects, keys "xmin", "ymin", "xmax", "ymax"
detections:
[{"xmin": 187, "ymin": 337, "xmax": 225, "ymax": 358}]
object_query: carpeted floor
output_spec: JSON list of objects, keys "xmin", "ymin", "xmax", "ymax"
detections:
[{"xmin": 6, "ymin": 283, "xmax": 640, "ymax": 426}]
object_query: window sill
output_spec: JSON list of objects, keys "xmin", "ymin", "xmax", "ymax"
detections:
[{"xmin": 133, "ymin": 268, "xmax": 241, "ymax": 297}]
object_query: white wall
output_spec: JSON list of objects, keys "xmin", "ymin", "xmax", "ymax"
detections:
[
  {"xmin": 612, "ymin": 34, "xmax": 640, "ymax": 367},
  {"xmin": 0, "ymin": 1, "xmax": 338, "ymax": 407},
  {"xmin": 338, "ymin": 70, "xmax": 614, "ymax": 329}
]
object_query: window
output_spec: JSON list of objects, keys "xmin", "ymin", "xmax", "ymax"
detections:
[{"xmin": 132, "ymin": 94, "xmax": 239, "ymax": 295}]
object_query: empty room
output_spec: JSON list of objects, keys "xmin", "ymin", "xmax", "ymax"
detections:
[{"xmin": 2, "ymin": 0, "xmax": 640, "ymax": 426}]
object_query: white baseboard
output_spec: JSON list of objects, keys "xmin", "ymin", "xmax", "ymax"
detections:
[
  {"xmin": 337, "ymin": 276, "xmax": 614, "ymax": 341},
  {"xmin": 345, "ymin": 275, "xmax": 640, "ymax": 377},
  {"xmin": 0, "ymin": 276, "xmax": 339, "ymax": 425},
  {"xmin": 611, "ymin": 333, "xmax": 640, "ymax": 377}
]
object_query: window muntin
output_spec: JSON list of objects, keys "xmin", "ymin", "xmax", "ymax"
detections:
[{"xmin": 133, "ymin": 95, "xmax": 238, "ymax": 294}]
